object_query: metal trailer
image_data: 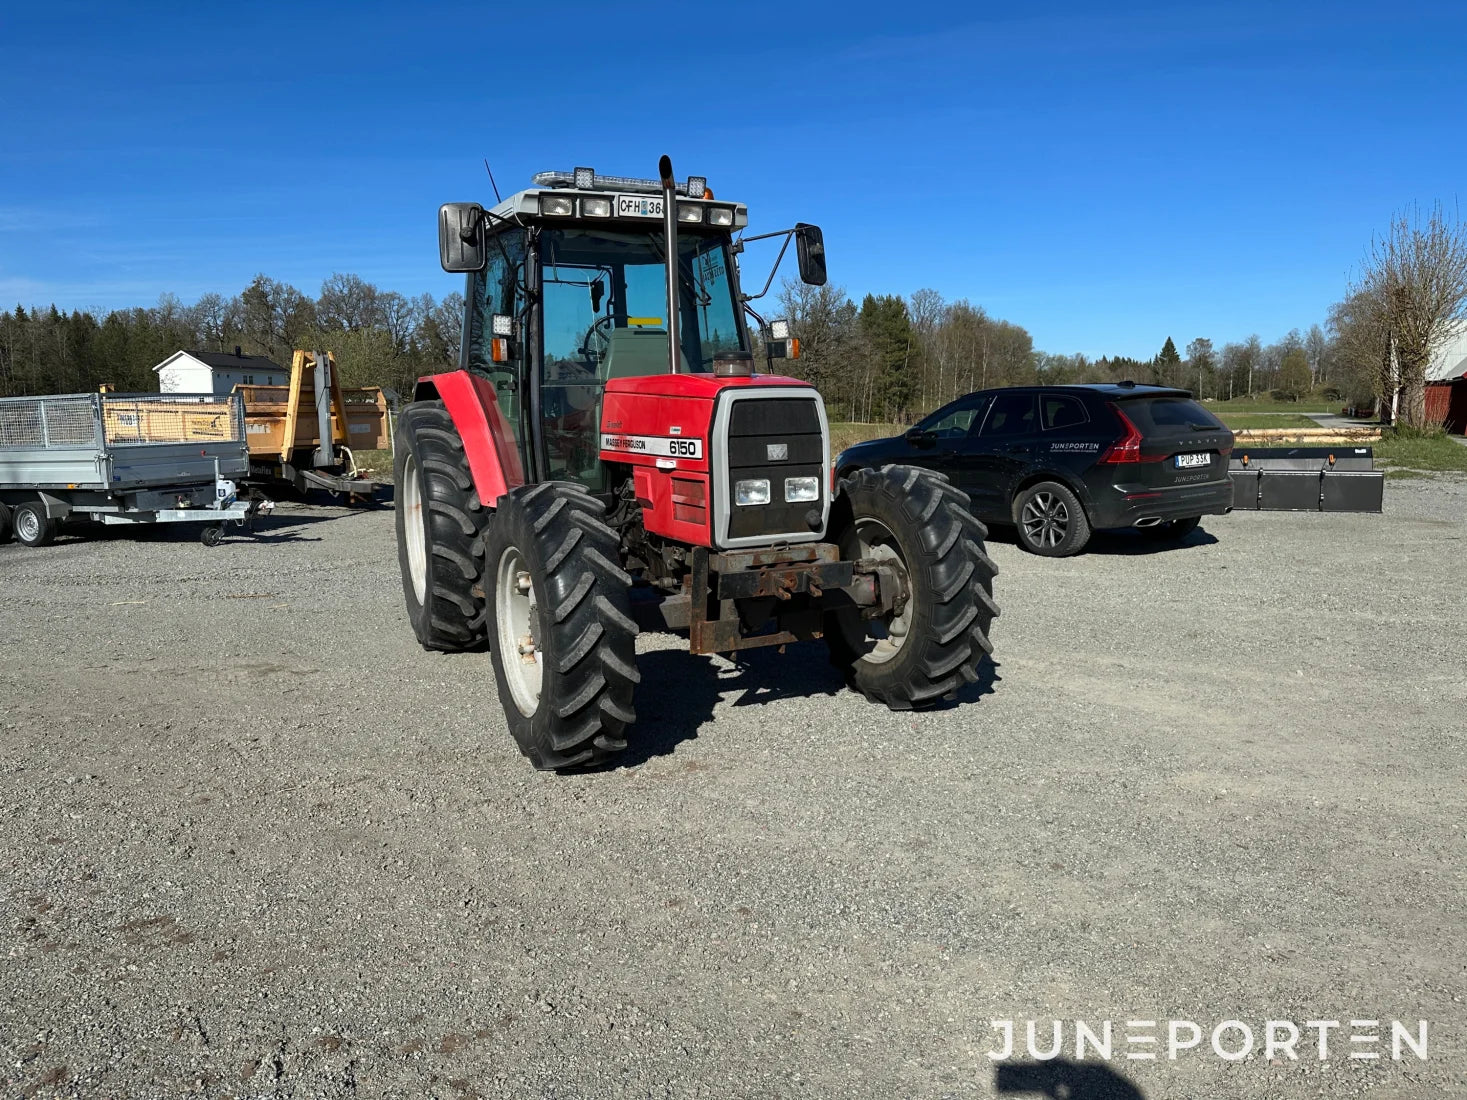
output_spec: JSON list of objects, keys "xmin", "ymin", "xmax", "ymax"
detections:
[
  {"xmin": 0, "ymin": 392, "xmax": 262, "ymax": 547},
  {"xmin": 1228, "ymin": 445, "xmax": 1385, "ymax": 513}
]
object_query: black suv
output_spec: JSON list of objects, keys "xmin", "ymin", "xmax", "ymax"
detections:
[{"xmin": 835, "ymin": 384, "xmax": 1234, "ymax": 557}]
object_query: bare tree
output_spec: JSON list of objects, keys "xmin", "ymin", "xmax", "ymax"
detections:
[{"xmin": 1352, "ymin": 204, "xmax": 1467, "ymax": 426}]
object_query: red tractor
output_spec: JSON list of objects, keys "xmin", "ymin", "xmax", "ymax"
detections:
[{"xmin": 395, "ymin": 157, "xmax": 998, "ymax": 770}]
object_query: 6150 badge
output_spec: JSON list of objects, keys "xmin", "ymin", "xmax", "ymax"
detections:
[{"xmin": 600, "ymin": 433, "xmax": 703, "ymax": 459}]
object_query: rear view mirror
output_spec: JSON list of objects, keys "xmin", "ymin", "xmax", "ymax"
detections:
[
  {"xmin": 591, "ymin": 278, "xmax": 605, "ymax": 313},
  {"xmin": 796, "ymin": 223, "xmax": 827, "ymax": 286},
  {"xmin": 439, "ymin": 203, "xmax": 487, "ymax": 273}
]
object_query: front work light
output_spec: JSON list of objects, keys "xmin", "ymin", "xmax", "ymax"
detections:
[
  {"xmin": 573, "ymin": 166, "xmax": 595, "ymax": 189},
  {"xmin": 539, "ymin": 194, "xmax": 574, "ymax": 216},
  {"xmin": 784, "ymin": 477, "xmax": 819, "ymax": 503},
  {"xmin": 707, "ymin": 206, "xmax": 734, "ymax": 227},
  {"xmin": 677, "ymin": 203, "xmax": 704, "ymax": 223},
  {"xmin": 735, "ymin": 479, "xmax": 771, "ymax": 506},
  {"xmin": 491, "ymin": 314, "xmax": 513, "ymax": 336},
  {"xmin": 769, "ymin": 318, "xmax": 790, "ymax": 340},
  {"xmin": 582, "ymin": 196, "xmax": 612, "ymax": 217},
  {"xmin": 686, "ymin": 176, "xmax": 707, "ymax": 199}
]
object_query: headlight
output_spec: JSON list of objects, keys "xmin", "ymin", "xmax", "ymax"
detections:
[
  {"xmin": 581, "ymin": 196, "xmax": 611, "ymax": 217},
  {"xmin": 707, "ymin": 206, "xmax": 734, "ymax": 227},
  {"xmin": 677, "ymin": 203, "xmax": 704, "ymax": 223},
  {"xmin": 538, "ymin": 194, "xmax": 574, "ymax": 216},
  {"xmin": 784, "ymin": 476, "xmax": 819, "ymax": 503},
  {"xmin": 735, "ymin": 479, "xmax": 770, "ymax": 506}
]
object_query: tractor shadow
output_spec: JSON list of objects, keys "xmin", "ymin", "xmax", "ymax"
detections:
[
  {"xmin": 995, "ymin": 1059, "xmax": 1146, "ymax": 1099},
  {"xmin": 608, "ymin": 640, "xmax": 1000, "ymax": 768}
]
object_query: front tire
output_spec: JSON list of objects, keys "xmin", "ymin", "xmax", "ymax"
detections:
[
  {"xmin": 12, "ymin": 501, "xmax": 56, "ymax": 548},
  {"xmin": 0, "ymin": 502, "xmax": 11, "ymax": 542},
  {"xmin": 1013, "ymin": 480, "xmax": 1090, "ymax": 557},
  {"xmin": 484, "ymin": 482, "xmax": 640, "ymax": 770},
  {"xmin": 394, "ymin": 400, "xmax": 489, "ymax": 651},
  {"xmin": 825, "ymin": 465, "xmax": 999, "ymax": 709}
]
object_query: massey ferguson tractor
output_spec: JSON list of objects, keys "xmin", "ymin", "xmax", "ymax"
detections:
[{"xmin": 394, "ymin": 157, "xmax": 999, "ymax": 770}]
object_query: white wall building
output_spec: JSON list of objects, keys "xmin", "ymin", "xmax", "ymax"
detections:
[{"xmin": 154, "ymin": 348, "xmax": 287, "ymax": 395}]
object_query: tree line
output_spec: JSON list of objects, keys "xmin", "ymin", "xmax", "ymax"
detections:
[
  {"xmin": 6, "ymin": 203, "xmax": 1464, "ymax": 429},
  {"xmin": 774, "ymin": 280, "xmax": 1343, "ymax": 424},
  {"xmin": 0, "ymin": 274, "xmax": 464, "ymax": 400}
]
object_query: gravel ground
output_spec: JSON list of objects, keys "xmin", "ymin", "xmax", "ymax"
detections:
[{"xmin": 1, "ymin": 480, "xmax": 1464, "ymax": 1099}]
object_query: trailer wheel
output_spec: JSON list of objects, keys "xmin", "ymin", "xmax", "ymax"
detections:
[
  {"xmin": 200, "ymin": 525, "xmax": 225, "ymax": 548},
  {"xmin": 11, "ymin": 502, "xmax": 56, "ymax": 548},
  {"xmin": 483, "ymin": 482, "xmax": 639, "ymax": 771},
  {"xmin": 825, "ymin": 465, "xmax": 998, "ymax": 709},
  {"xmin": 0, "ymin": 502, "xmax": 10, "ymax": 543},
  {"xmin": 394, "ymin": 400, "xmax": 488, "ymax": 651}
]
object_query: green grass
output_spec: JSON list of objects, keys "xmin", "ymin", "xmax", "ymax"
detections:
[
  {"xmin": 830, "ymin": 422, "xmax": 902, "ymax": 454},
  {"xmin": 1372, "ymin": 428, "xmax": 1467, "ymax": 473},
  {"xmin": 1217, "ymin": 414, "xmax": 1324, "ymax": 431},
  {"xmin": 350, "ymin": 448, "xmax": 395, "ymax": 482}
]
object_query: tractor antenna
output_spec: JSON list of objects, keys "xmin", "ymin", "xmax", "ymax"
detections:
[{"xmin": 483, "ymin": 158, "xmax": 503, "ymax": 203}]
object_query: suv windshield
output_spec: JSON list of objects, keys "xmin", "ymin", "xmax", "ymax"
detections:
[{"xmin": 1121, "ymin": 397, "xmax": 1225, "ymax": 433}]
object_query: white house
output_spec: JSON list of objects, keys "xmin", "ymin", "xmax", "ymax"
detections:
[{"xmin": 154, "ymin": 348, "xmax": 287, "ymax": 395}]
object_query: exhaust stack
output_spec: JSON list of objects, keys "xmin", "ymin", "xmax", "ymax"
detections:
[{"xmin": 659, "ymin": 154, "xmax": 680, "ymax": 374}]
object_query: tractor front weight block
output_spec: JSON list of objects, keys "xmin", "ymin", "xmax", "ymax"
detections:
[{"xmin": 639, "ymin": 544, "xmax": 889, "ymax": 657}]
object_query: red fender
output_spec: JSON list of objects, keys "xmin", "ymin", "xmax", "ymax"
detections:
[{"xmin": 414, "ymin": 370, "xmax": 525, "ymax": 508}]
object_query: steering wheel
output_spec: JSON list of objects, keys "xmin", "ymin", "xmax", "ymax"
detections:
[{"xmin": 578, "ymin": 315, "xmax": 616, "ymax": 363}]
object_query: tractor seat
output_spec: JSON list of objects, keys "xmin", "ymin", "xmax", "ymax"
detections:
[{"xmin": 599, "ymin": 328, "xmax": 690, "ymax": 381}]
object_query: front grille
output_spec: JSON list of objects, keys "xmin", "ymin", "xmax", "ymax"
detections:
[{"xmin": 724, "ymin": 396, "xmax": 825, "ymax": 541}]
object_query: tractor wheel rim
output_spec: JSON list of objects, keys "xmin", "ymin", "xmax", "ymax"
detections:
[
  {"xmin": 496, "ymin": 546, "xmax": 543, "ymax": 716},
  {"xmin": 853, "ymin": 517, "xmax": 910, "ymax": 666},
  {"xmin": 17, "ymin": 509, "xmax": 39, "ymax": 543},
  {"xmin": 1022, "ymin": 493, "xmax": 1068, "ymax": 548},
  {"xmin": 402, "ymin": 454, "xmax": 428, "ymax": 603}
]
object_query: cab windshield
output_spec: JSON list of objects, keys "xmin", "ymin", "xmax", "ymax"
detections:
[{"xmin": 537, "ymin": 227, "xmax": 744, "ymax": 488}]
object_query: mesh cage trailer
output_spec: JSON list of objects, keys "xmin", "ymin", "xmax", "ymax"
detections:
[{"xmin": 0, "ymin": 392, "xmax": 259, "ymax": 546}]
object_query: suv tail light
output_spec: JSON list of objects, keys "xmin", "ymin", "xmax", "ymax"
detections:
[{"xmin": 1097, "ymin": 403, "xmax": 1163, "ymax": 464}]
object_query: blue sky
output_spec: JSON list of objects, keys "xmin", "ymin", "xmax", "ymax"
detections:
[{"xmin": 1, "ymin": 0, "xmax": 1463, "ymax": 359}]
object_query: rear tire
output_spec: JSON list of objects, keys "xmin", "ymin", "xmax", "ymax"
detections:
[
  {"xmin": 1143, "ymin": 515, "xmax": 1201, "ymax": 540},
  {"xmin": 825, "ymin": 465, "xmax": 999, "ymax": 709},
  {"xmin": 394, "ymin": 400, "xmax": 489, "ymax": 651},
  {"xmin": 483, "ymin": 482, "xmax": 640, "ymax": 770},
  {"xmin": 12, "ymin": 501, "xmax": 56, "ymax": 548},
  {"xmin": 1013, "ymin": 480, "xmax": 1090, "ymax": 557}
]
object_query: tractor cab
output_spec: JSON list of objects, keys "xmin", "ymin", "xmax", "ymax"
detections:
[{"xmin": 438, "ymin": 166, "xmax": 818, "ymax": 492}]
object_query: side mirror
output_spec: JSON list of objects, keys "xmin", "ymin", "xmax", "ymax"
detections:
[
  {"xmin": 795, "ymin": 223, "xmax": 827, "ymax": 286},
  {"xmin": 439, "ymin": 202, "xmax": 487, "ymax": 273},
  {"xmin": 590, "ymin": 278, "xmax": 605, "ymax": 314},
  {"xmin": 905, "ymin": 427, "xmax": 936, "ymax": 448}
]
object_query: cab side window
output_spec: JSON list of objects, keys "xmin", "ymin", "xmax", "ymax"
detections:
[
  {"xmin": 465, "ymin": 233, "xmax": 527, "ymax": 376},
  {"xmin": 981, "ymin": 392, "xmax": 1037, "ymax": 436}
]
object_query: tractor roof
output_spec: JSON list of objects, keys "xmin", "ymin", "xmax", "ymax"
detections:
[{"xmin": 482, "ymin": 168, "xmax": 748, "ymax": 231}]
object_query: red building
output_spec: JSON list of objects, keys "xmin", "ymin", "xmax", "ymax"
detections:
[{"xmin": 1426, "ymin": 323, "xmax": 1467, "ymax": 434}]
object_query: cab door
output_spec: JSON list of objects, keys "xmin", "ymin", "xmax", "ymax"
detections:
[{"xmin": 962, "ymin": 390, "xmax": 1038, "ymax": 518}]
